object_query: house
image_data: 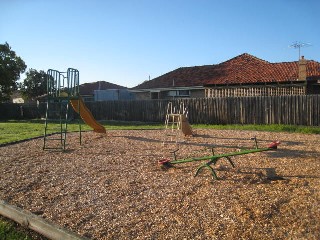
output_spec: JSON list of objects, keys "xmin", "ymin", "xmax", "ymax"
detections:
[
  {"xmin": 34, "ymin": 81, "xmax": 131, "ymax": 103},
  {"xmin": 94, "ymin": 89, "xmax": 134, "ymax": 101},
  {"xmin": 11, "ymin": 91, "xmax": 37, "ymax": 104},
  {"xmin": 11, "ymin": 91, "xmax": 25, "ymax": 103},
  {"xmin": 132, "ymin": 53, "xmax": 320, "ymax": 99},
  {"xmin": 79, "ymin": 81, "xmax": 130, "ymax": 101}
]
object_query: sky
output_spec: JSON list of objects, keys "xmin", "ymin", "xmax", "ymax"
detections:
[{"xmin": 1, "ymin": 0, "xmax": 320, "ymax": 88}]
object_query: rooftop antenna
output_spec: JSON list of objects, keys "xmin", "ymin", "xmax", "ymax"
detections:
[{"xmin": 289, "ymin": 41, "xmax": 311, "ymax": 60}]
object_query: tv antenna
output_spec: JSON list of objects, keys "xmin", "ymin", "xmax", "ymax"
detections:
[{"xmin": 289, "ymin": 41, "xmax": 311, "ymax": 60}]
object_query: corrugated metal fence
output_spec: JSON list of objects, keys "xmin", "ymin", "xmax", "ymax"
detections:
[{"xmin": 1, "ymin": 95, "xmax": 320, "ymax": 126}]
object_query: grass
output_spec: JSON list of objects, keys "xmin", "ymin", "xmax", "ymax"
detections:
[
  {"xmin": 0, "ymin": 120, "xmax": 164, "ymax": 145},
  {"xmin": 100, "ymin": 120, "xmax": 164, "ymax": 130},
  {"xmin": 195, "ymin": 123, "xmax": 320, "ymax": 134},
  {"xmin": 0, "ymin": 120, "xmax": 92, "ymax": 144},
  {"xmin": 0, "ymin": 119, "xmax": 319, "ymax": 239},
  {"xmin": 0, "ymin": 216, "xmax": 46, "ymax": 240},
  {"xmin": 1, "ymin": 120, "xmax": 319, "ymax": 145}
]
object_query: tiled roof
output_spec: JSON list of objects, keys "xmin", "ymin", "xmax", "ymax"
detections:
[
  {"xmin": 133, "ymin": 53, "xmax": 320, "ymax": 89},
  {"xmin": 79, "ymin": 81, "xmax": 126, "ymax": 95}
]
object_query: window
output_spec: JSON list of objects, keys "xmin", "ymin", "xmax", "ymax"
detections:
[
  {"xmin": 151, "ymin": 92, "xmax": 159, "ymax": 99},
  {"xmin": 167, "ymin": 90, "xmax": 190, "ymax": 97},
  {"xmin": 178, "ymin": 90, "xmax": 190, "ymax": 96}
]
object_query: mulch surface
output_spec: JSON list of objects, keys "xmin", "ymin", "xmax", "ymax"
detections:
[{"xmin": 0, "ymin": 129, "xmax": 319, "ymax": 239}]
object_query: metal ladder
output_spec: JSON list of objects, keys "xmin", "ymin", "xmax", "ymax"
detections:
[{"xmin": 43, "ymin": 98, "xmax": 70, "ymax": 150}]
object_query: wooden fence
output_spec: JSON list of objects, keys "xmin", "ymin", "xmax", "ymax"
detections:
[{"xmin": 1, "ymin": 95, "xmax": 320, "ymax": 126}]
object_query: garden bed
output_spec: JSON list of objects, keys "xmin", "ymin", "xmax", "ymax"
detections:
[{"xmin": 0, "ymin": 129, "xmax": 319, "ymax": 239}]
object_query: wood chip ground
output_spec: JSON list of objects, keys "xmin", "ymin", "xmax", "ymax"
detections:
[{"xmin": 0, "ymin": 129, "xmax": 319, "ymax": 239}]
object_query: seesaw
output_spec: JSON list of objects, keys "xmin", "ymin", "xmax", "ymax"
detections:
[{"xmin": 158, "ymin": 137, "xmax": 280, "ymax": 180}]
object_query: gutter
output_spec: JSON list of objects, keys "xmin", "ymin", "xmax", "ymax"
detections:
[{"xmin": 129, "ymin": 86, "xmax": 205, "ymax": 93}]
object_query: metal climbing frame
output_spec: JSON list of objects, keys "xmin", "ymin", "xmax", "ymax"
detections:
[{"xmin": 43, "ymin": 68, "xmax": 82, "ymax": 150}]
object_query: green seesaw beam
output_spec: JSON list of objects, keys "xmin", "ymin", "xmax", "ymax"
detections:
[{"xmin": 158, "ymin": 141, "xmax": 280, "ymax": 180}]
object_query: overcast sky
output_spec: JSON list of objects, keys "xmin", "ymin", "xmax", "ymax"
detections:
[{"xmin": 1, "ymin": 0, "xmax": 319, "ymax": 87}]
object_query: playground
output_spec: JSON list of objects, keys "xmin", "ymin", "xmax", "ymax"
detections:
[
  {"xmin": 1, "ymin": 128, "xmax": 320, "ymax": 239},
  {"xmin": 0, "ymin": 68, "xmax": 319, "ymax": 239}
]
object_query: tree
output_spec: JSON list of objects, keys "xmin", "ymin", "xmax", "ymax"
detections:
[
  {"xmin": 0, "ymin": 42, "xmax": 27, "ymax": 102},
  {"xmin": 20, "ymin": 69, "xmax": 48, "ymax": 100}
]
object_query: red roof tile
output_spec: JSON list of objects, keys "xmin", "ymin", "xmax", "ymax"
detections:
[{"xmin": 133, "ymin": 53, "xmax": 320, "ymax": 89}]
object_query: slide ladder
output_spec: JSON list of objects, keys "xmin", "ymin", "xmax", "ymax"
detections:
[{"xmin": 165, "ymin": 101, "xmax": 193, "ymax": 136}]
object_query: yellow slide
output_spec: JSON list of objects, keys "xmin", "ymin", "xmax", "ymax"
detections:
[
  {"xmin": 70, "ymin": 99, "xmax": 106, "ymax": 133},
  {"xmin": 180, "ymin": 115, "xmax": 193, "ymax": 136}
]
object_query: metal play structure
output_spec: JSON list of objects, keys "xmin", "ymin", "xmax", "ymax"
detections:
[
  {"xmin": 43, "ymin": 68, "xmax": 105, "ymax": 150},
  {"xmin": 159, "ymin": 137, "xmax": 280, "ymax": 180}
]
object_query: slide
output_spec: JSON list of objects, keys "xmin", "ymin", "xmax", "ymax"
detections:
[
  {"xmin": 70, "ymin": 99, "xmax": 106, "ymax": 133},
  {"xmin": 180, "ymin": 115, "xmax": 193, "ymax": 136}
]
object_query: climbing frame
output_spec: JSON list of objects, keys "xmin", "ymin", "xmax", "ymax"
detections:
[
  {"xmin": 43, "ymin": 68, "xmax": 82, "ymax": 150},
  {"xmin": 164, "ymin": 101, "xmax": 193, "ymax": 137}
]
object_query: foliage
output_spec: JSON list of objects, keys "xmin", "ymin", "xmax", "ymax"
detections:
[
  {"xmin": 20, "ymin": 69, "xmax": 48, "ymax": 100},
  {"xmin": 0, "ymin": 42, "xmax": 27, "ymax": 102}
]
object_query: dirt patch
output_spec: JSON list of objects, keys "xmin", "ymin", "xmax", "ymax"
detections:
[{"xmin": 0, "ymin": 129, "xmax": 319, "ymax": 239}]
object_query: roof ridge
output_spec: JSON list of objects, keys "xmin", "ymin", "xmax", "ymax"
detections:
[
  {"xmin": 220, "ymin": 53, "xmax": 270, "ymax": 65},
  {"xmin": 307, "ymin": 59, "xmax": 320, "ymax": 64},
  {"xmin": 179, "ymin": 64, "xmax": 216, "ymax": 69},
  {"xmin": 272, "ymin": 58, "xmax": 320, "ymax": 64}
]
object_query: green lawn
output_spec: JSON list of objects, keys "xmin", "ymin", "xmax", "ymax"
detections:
[
  {"xmin": 0, "ymin": 120, "xmax": 164, "ymax": 145},
  {"xmin": 0, "ymin": 216, "xmax": 47, "ymax": 240},
  {"xmin": 195, "ymin": 123, "xmax": 320, "ymax": 134},
  {"xmin": 1, "ymin": 120, "xmax": 319, "ymax": 145}
]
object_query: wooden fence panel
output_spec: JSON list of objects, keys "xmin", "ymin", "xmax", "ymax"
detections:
[
  {"xmin": 1, "ymin": 95, "xmax": 320, "ymax": 126},
  {"xmin": 88, "ymin": 95, "xmax": 320, "ymax": 126}
]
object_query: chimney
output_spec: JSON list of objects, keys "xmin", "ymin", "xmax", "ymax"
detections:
[{"xmin": 298, "ymin": 56, "xmax": 307, "ymax": 80}]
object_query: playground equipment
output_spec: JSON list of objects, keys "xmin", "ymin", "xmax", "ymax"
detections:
[
  {"xmin": 159, "ymin": 137, "xmax": 280, "ymax": 180},
  {"xmin": 165, "ymin": 101, "xmax": 193, "ymax": 136},
  {"xmin": 70, "ymin": 99, "xmax": 106, "ymax": 133},
  {"xmin": 43, "ymin": 68, "xmax": 106, "ymax": 150}
]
